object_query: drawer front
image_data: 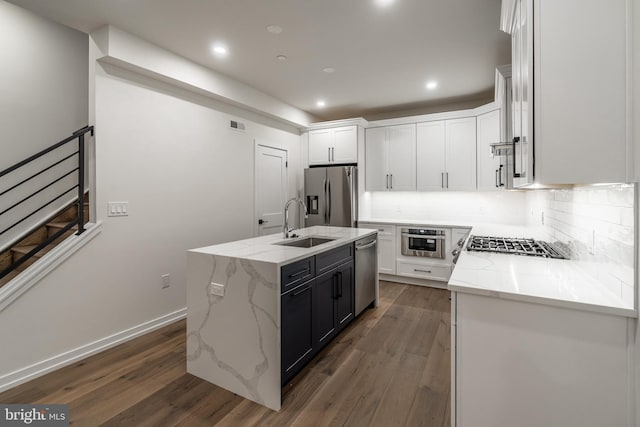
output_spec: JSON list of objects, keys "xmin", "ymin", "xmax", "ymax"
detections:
[
  {"xmin": 281, "ymin": 257, "xmax": 315, "ymax": 293},
  {"xmin": 359, "ymin": 223, "xmax": 394, "ymax": 237},
  {"xmin": 396, "ymin": 261, "xmax": 452, "ymax": 282},
  {"xmin": 316, "ymin": 243, "xmax": 354, "ymax": 275}
]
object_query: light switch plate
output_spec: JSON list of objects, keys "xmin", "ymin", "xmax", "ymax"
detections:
[
  {"xmin": 108, "ymin": 201, "xmax": 129, "ymax": 217},
  {"xmin": 209, "ymin": 282, "xmax": 225, "ymax": 297}
]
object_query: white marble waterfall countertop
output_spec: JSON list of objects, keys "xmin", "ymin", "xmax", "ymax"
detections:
[
  {"xmin": 449, "ymin": 223, "xmax": 636, "ymax": 318},
  {"xmin": 189, "ymin": 226, "xmax": 377, "ymax": 266}
]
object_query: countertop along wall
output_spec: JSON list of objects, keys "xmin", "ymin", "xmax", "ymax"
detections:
[
  {"xmin": 0, "ymin": 23, "xmax": 307, "ymax": 390},
  {"xmin": 525, "ymin": 184, "xmax": 635, "ymax": 303}
]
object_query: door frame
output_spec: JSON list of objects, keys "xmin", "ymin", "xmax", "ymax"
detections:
[{"xmin": 254, "ymin": 141, "xmax": 288, "ymax": 236}]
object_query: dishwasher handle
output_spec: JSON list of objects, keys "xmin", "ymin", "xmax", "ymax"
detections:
[{"xmin": 356, "ymin": 240, "xmax": 377, "ymax": 251}]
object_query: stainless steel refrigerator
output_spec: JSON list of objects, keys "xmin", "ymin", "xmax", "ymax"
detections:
[{"xmin": 304, "ymin": 166, "xmax": 357, "ymax": 227}]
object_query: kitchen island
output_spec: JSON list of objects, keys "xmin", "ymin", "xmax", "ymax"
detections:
[
  {"xmin": 449, "ymin": 223, "xmax": 636, "ymax": 427},
  {"xmin": 186, "ymin": 226, "xmax": 377, "ymax": 411}
]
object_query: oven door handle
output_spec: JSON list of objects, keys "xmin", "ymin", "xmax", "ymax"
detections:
[{"xmin": 402, "ymin": 233, "xmax": 446, "ymax": 240}]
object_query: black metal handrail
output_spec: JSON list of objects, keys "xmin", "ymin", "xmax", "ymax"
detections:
[{"xmin": 0, "ymin": 125, "xmax": 94, "ymax": 280}]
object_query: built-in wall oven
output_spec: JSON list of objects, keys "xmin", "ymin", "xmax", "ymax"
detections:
[{"xmin": 400, "ymin": 228, "xmax": 445, "ymax": 259}]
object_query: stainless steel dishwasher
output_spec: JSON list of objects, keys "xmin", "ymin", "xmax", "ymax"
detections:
[{"xmin": 355, "ymin": 234, "xmax": 377, "ymax": 316}]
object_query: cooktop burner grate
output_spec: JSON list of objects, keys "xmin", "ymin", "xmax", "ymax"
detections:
[{"xmin": 466, "ymin": 235, "xmax": 568, "ymax": 259}]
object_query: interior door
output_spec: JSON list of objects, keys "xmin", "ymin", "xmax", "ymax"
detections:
[
  {"xmin": 255, "ymin": 144, "xmax": 287, "ymax": 236},
  {"xmin": 304, "ymin": 167, "xmax": 327, "ymax": 226}
]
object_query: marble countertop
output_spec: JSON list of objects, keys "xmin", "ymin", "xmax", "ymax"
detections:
[
  {"xmin": 359, "ymin": 217, "xmax": 474, "ymax": 228},
  {"xmin": 449, "ymin": 223, "xmax": 636, "ymax": 318},
  {"xmin": 189, "ymin": 226, "xmax": 377, "ymax": 266}
]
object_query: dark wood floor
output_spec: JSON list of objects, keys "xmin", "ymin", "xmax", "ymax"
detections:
[{"xmin": 0, "ymin": 281, "xmax": 451, "ymax": 427}]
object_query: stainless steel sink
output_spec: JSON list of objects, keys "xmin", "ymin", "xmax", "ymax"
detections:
[{"xmin": 275, "ymin": 236, "xmax": 335, "ymax": 248}]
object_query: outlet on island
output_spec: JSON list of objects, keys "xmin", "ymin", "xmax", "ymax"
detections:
[
  {"xmin": 209, "ymin": 282, "xmax": 225, "ymax": 297},
  {"xmin": 161, "ymin": 274, "xmax": 170, "ymax": 289}
]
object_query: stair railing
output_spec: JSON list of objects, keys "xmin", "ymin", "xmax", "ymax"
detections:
[{"xmin": 0, "ymin": 125, "xmax": 94, "ymax": 280}]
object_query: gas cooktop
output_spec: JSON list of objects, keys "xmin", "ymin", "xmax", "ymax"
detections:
[{"xmin": 466, "ymin": 235, "xmax": 568, "ymax": 259}]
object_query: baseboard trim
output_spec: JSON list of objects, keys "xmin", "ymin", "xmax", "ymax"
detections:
[
  {"xmin": 0, "ymin": 307, "xmax": 186, "ymax": 393},
  {"xmin": 0, "ymin": 221, "xmax": 103, "ymax": 313}
]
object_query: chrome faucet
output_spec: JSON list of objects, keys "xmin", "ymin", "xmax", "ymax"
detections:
[{"xmin": 283, "ymin": 197, "xmax": 308, "ymax": 238}]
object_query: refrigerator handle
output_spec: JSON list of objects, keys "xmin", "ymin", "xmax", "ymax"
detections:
[
  {"xmin": 327, "ymin": 180, "xmax": 332, "ymax": 225},
  {"xmin": 323, "ymin": 178, "xmax": 328, "ymax": 224}
]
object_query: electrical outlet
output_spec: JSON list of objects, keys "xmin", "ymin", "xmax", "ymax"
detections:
[
  {"xmin": 210, "ymin": 282, "xmax": 225, "ymax": 297},
  {"xmin": 108, "ymin": 201, "xmax": 129, "ymax": 217},
  {"xmin": 161, "ymin": 274, "xmax": 170, "ymax": 289}
]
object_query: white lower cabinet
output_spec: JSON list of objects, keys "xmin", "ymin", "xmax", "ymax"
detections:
[
  {"xmin": 359, "ymin": 223, "xmax": 395, "ymax": 274},
  {"xmin": 452, "ymin": 291, "xmax": 630, "ymax": 427},
  {"xmin": 396, "ymin": 261, "xmax": 451, "ymax": 282}
]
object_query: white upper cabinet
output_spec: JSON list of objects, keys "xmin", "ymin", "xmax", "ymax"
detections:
[
  {"xmin": 308, "ymin": 125, "xmax": 357, "ymax": 165},
  {"xmin": 477, "ymin": 109, "xmax": 504, "ymax": 191},
  {"xmin": 365, "ymin": 124, "xmax": 416, "ymax": 191},
  {"xmin": 417, "ymin": 117, "xmax": 476, "ymax": 191},
  {"xmin": 503, "ymin": 0, "xmax": 630, "ymax": 186},
  {"xmin": 416, "ymin": 121, "xmax": 446, "ymax": 191}
]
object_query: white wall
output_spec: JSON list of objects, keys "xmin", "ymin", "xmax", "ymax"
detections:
[
  {"xmin": 0, "ymin": 30, "xmax": 303, "ymax": 387},
  {"xmin": 0, "ymin": 1, "xmax": 88, "ymax": 168},
  {"xmin": 0, "ymin": 1, "xmax": 88, "ymax": 250},
  {"xmin": 360, "ymin": 190, "xmax": 527, "ymax": 225}
]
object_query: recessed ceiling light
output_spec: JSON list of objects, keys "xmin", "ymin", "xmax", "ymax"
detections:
[
  {"xmin": 426, "ymin": 80, "xmax": 438, "ymax": 90},
  {"xmin": 277, "ymin": 55, "xmax": 287, "ymax": 61},
  {"xmin": 374, "ymin": 0, "xmax": 395, "ymax": 8},
  {"xmin": 267, "ymin": 25, "xmax": 283, "ymax": 34},
  {"xmin": 212, "ymin": 45, "xmax": 228, "ymax": 57},
  {"xmin": 323, "ymin": 67, "xmax": 335, "ymax": 73},
  {"xmin": 316, "ymin": 100, "xmax": 326, "ymax": 108}
]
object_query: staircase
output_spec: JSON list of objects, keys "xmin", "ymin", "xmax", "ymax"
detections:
[
  {"xmin": 0, "ymin": 194, "xmax": 89, "ymax": 288},
  {"xmin": 0, "ymin": 125, "xmax": 94, "ymax": 289}
]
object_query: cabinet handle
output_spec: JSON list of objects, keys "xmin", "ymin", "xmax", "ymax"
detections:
[
  {"xmin": 386, "ymin": 174, "xmax": 389, "ymax": 189},
  {"xmin": 328, "ymin": 147, "xmax": 331, "ymax": 162},
  {"xmin": 499, "ymin": 165, "xmax": 504, "ymax": 187},
  {"xmin": 446, "ymin": 172, "xmax": 449, "ymax": 189},
  {"xmin": 390, "ymin": 174, "xmax": 393, "ymax": 189},
  {"xmin": 331, "ymin": 147, "xmax": 335, "ymax": 162},
  {"xmin": 441, "ymin": 172, "xmax": 444, "ymax": 188},
  {"xmin": 289, "ymin": 269, "xmax": 308, "ymax": 278},
  {"xmin": 414, "ymin": 268, "xmax": 432, "ymax": 274},
  {"xmin": 495, "ymin": 169, "xmax": 499, "ymax": 188},
  {"xmin": 291, "ymin": 286, "xmax": 311, "ymax": 297}
]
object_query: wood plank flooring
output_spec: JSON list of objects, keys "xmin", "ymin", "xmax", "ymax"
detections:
[{"xmin": 0, "ymin": 281, "xmax": 451, "ymax": 426}]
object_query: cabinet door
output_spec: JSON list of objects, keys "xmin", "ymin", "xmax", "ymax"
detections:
[
  {"xmin": 335, "ymin": 261, "xmax": 354, "ymax": 333},
  {"xmin": 365, "ymin": 127, "xmax": 388, "ymax": 191},
  {"xmin": 387, "ymin": 124, "xmax": 416, "ymax": 191},
  {"xmin": 445, "ymin": 117, "xmax": 477, "ymax": 191},
  {"xmin": 281, "ymin": 282, "xmax": 314, "ymax": 384},
  {"xmin": 417, "ymin": 121, "xmax": 446, "ymax": 191},
  {"xmin": 308, "ymin": 129, "xmax": 333, "ymax": 165},
  {"xmin": 477, "ymin": 110, "xmax": 503, "ymax": 191},
  {"xmin": 332, "ymin": 126, "xmax": 358, "ymax": 164},
  {"xmin": 312, "ymin": 270, "xmax": 337, "ymax": 350}
]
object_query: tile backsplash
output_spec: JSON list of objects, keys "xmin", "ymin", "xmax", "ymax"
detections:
[{"xmin": 526, "ymin": 184, "xmax": 635, "ymax": 301}]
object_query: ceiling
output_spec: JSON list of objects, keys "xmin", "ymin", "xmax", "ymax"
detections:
[{"xmin": 8, "ymin": 0, "xmax": 510, "ymax": 122}]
